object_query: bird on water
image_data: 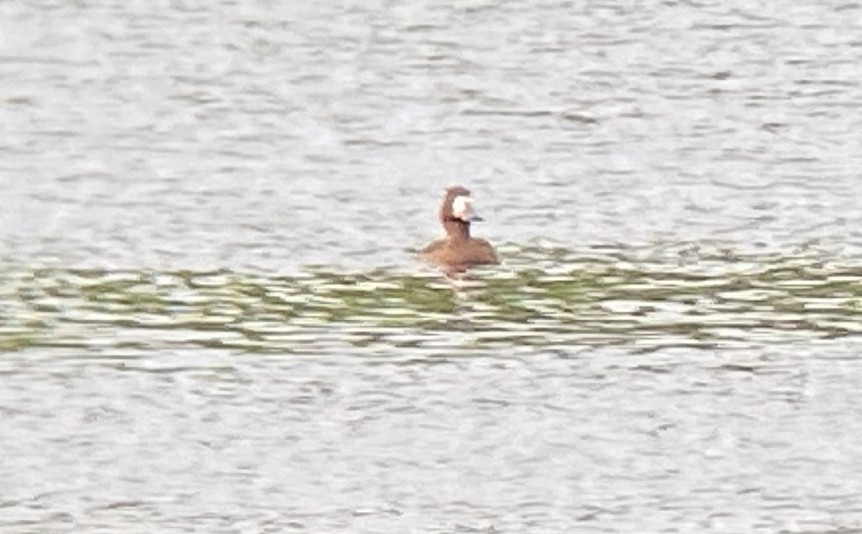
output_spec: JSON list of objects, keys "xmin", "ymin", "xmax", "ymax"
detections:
[{"xmin": 422, "ymin": 185, "xmax": 499, "ymax": 272}]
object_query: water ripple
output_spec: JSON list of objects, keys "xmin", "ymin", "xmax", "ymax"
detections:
[{"xmin": 3, "ymin": 243, "xmax": 859, "ymax": 357}]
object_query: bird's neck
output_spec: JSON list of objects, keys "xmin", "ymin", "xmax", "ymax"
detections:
[{"xmin": 443, "ymin": 219, "xmax": 471, "ymax": 241}]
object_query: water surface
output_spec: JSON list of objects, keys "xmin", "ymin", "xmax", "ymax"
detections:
[{"xmin": 2, "ymin": 0, "xmax": 862, "ymax": 532}]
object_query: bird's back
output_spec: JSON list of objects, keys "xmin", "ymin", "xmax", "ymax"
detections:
[{"xmin": 422, "ymin": 237, "xmax": 498, "ymax": 268}]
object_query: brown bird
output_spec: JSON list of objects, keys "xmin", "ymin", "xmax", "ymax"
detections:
[{"xmin": 422, "ymin": 186, "xmax": 499, "ymax": 271}]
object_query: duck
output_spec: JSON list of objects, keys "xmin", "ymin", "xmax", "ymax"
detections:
[{"xmin": 422, "ymin": 185, "xmax": 499, "ymax": 271}]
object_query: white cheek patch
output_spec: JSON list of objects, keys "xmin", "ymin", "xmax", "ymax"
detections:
[{"xmin": 451, "ymin": 195, "xmax": 474, "ymax": 219}]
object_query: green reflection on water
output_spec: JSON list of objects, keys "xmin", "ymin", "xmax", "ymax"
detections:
[{"xmin": 2, "ymin": 244, "xmax": 861, "ymax": 354}]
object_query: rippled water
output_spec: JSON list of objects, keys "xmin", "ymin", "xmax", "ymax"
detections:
[
  {"xmin": 3, "ymin": 0, "xmax": 862, "ymax": 532},
  {"xmin": 3, "ymin": 244, "xmax": 862, "ymax": 355}
]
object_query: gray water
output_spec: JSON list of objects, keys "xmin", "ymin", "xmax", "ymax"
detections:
[{"xmin": 3, "ymin": 1, "xmax": 862, "ymax": 532}]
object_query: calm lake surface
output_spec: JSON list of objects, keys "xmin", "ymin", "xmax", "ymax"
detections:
[{"xmin": 3, "ymin": 0, "xmax": 862, "ymax": 532}]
